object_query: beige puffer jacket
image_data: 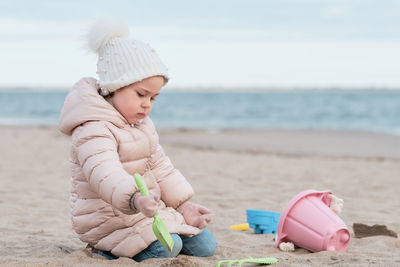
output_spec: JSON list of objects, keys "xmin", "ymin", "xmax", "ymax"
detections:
[{"xmin": 59, "ymin": 77, "xmax": 200, "ymax": 257}]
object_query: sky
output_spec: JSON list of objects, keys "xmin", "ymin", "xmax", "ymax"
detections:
[{"xmin": 0, "ymin": 0, "xmax": 399, "ymax": 89}]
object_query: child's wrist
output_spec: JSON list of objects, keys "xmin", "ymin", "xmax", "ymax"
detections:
[{"xmin": 177, "ymin": 200, "xmax": 190, "ymax": 213}]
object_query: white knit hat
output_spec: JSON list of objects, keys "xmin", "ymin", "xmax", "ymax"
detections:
[{"xmin": 87, "ymin": 17, "xmax": 169, "ymax": 95}]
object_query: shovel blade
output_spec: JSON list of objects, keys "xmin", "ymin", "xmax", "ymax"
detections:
[{"xmin": 153, "ymin": 215, "xmax": 174, "ymax": 252}]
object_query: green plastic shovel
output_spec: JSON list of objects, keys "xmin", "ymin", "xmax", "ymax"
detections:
[
  {"xmin": 216, "ymin": 257, "xmax": 278, "ymax": 266},
  {"xmin": 134, "ymin": 173, "xmax": 174, "ymax": 252}
]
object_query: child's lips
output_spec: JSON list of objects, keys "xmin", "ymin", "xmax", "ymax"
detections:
[{"xmin": 137, "ymin": 113, "xmax": 146, "ymax": 118}]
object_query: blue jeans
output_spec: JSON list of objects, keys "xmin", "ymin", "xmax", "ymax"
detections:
[{"xmin": 132, "ymin": 229, "xmax": 217, "ymax": 262}]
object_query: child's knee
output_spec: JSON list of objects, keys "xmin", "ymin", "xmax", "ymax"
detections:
[
  {"xmin": 170, "ymin": 234, "xmax": 183, "ymax": 257},
  {"xmin": 199, "ymin": 242, "xmax": 217, "ymax": 257},
  {"xmin": 202, "ymin": 236, "xmax": 218, "ymax": 257},
  {"xmin": 195, "ymin": 230, "xmax": 218, "ymax": 257}
]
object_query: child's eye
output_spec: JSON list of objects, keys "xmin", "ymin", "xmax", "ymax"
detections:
[{"xmin": 137, "ymin": 92, "xmax": 144, "ymax": 97}]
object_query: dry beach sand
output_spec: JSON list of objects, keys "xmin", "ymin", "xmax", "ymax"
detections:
[{"xmin": 1, "ymin": 125, "xmax": 399, "ymax": 266}]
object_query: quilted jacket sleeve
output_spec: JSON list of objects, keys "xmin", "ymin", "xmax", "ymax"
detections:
[
  {"xmin": 149, "ymin": 142, "xmax": 194, "ymax": 209},
  {"xmin": 72, "ymin": 122, "xmax": 138, "ymax": 215}
]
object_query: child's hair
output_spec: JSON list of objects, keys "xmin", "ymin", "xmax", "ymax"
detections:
[{"xmin": 87, "ymin": 17, "xmax": 170, "ymax": 96}]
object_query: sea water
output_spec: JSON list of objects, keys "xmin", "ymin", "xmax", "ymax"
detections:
[{"xmin": 0, "ymin": 90, "xmax": 399, "ymax": 135}]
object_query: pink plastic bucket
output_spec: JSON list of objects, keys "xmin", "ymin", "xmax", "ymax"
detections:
[{"xmin": 275, "ymin": 190, "xmax": 350, "ymax": 252}]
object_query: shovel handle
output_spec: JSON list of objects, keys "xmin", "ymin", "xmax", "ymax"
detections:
[
  {"xmin": 134, "ymin": 174, "xmax": 160, "ymax": 219},
  {"xmin": 134, "ymin": 173, "xmax": 149, "ymax": 196}
]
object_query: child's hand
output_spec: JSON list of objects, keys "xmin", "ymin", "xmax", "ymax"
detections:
[
  {"xmin": 134, "ymin": 193, "xmax": 160, "ymax": 218},
  {"xmin": 177, "ymin": 201, "xmax": 211, "ymax": 229}
]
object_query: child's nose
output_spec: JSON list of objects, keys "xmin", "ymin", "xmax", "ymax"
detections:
[{"xmin": 142, "ymin": 98, "xmax": 152, "ymax": 108}]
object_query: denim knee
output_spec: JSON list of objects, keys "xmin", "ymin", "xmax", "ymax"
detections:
[
  {"xmin": 197, "ymin": 241, "xmax": 217, "ymax": 257},
  {"xmin": 156, "ymin": 234, "xmax": 182, "ymax": 258},
  {"xmin": 197, "ymin": 233, "xmax": 217, "ymax": 257},
  {"xmin": 180, "ymin": 229, "xmax": 218, "ymax": 257},
  {"xmin": 169, "ymin": 234, "xmax": 183, "ymax": 257},
  {"xmin": 132, "ymin": 234, "xmax": 183, "ymax": 262}
]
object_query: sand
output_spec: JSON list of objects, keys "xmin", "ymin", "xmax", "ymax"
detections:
[{"xmin": 0, "ymin": 125, "xmax": 399, "ymax": 266}]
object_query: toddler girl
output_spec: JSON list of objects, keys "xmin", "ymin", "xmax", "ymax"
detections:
[{"xmin": 59, "ymin": 17, "xmax": 217, "ymax": 261}]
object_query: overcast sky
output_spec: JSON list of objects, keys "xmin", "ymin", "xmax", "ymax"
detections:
[{"xmin": 1, "ymin": 0, "xmax": 399, "ymax": 89}]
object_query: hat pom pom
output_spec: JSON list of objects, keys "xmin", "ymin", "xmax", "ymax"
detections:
[{"xmin": 87, "ymin": 17, "xmax": 130, "ymax": 53}]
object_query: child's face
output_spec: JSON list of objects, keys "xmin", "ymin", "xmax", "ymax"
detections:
[{"xmin": 111, "ymin": 76, "xmax": 165, "ymax": 124}]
